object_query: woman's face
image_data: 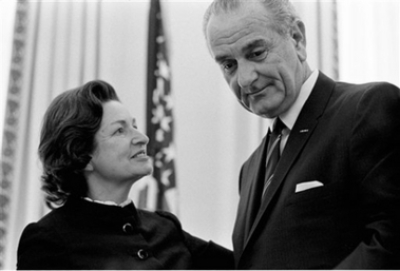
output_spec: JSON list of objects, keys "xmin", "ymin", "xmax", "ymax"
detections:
[{"xmin": 86, "ymin": 100, "xmax": 153, "ymax": 185}]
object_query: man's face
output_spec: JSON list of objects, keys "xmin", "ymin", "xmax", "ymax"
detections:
[{"xmin": 206, "ymin": 2, "xmax": 306, "ymax": 118}]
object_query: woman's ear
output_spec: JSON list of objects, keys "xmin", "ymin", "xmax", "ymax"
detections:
[
  {"xmin": 291, "ymin": 19, "xmax": 307, "ymax": 61},
  {"xmin": 84, "ymin": 157, "xmax": 94, "ymax": 172}
]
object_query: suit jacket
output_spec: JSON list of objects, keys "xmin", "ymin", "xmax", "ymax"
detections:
[
  {"xmin": 233, "ymin": 72, "xmax": 400, "ymax": 269},
  {"xmin": 17, "ymin": 197, "xmax": 233, "ymax": 270}
]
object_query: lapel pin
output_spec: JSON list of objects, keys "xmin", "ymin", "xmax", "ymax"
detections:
[{"xmin": 299, "ymin": 129, "xmax": 309, "ymax": 133}]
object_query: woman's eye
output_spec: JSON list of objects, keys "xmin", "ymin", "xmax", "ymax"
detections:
[{"xmin": 115, "ymin": 128, "xmax": 124, "ymax": 134}]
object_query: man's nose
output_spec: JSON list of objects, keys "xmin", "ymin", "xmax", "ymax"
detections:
[{"xmin": 237, "ymin": 62, "xmax": 258, "ymax": 91}]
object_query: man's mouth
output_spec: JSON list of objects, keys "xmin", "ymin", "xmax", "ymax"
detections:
[
  {"xmin": 246, "ymin": 84, "xmax": 272, "ymax": 97},
  {"xmin": 247, "ymin": 88, "xmax": 264, "ymax": 97}
]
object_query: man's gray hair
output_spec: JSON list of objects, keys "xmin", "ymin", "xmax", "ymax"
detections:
[{"xmin": 203, "ymin": 0, "xmax": 300, "ymax": 40}]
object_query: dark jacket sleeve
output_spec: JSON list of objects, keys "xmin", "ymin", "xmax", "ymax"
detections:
[
  {"xmin": 17, "ymin": 222, "xmax": 71, "ymax": 270},
  {"xmin": 335, "ymin": 83, "xmax": 400, "ymax": 269},
  {"xmin": 156, "ymin": 211, "xmax": 234, "ymax": 270},
  {"xmin": 182, "ymin": 231, "xmax": 234, "ymax": 270}
]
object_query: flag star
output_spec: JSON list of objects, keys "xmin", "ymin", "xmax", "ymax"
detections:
[
  {"xmin": 163, "ymin": 144, "xmax": 175, "ymax": 163},
  {"xmin": 157, "ymin": 58, "xmax": 170, "ymax": 80},
  {"xmin": 161, "ymin": 169, "xmax": 172, "ymax": 186},
  {"xmin": 152, "ymin": 81, "xmax": 164, "ymax": 104},
  {"xmin": 160, "ymin": 116, "xmax": 172, "ymax": 132},
  {"xmin": 155, "ymin": 152, "xmax": 163, "ymax": 168},
  {"xmin": 156, "ymin": 128, "xmax": 164, "ymax": 142},
  {"xmin": 152, "ymin": 104, "xmax": 165, "ymax": 124},
  {"xmin": 164, "ymin": 94, "xmax": 173, "ymax": 110},
  {"xmin": 156, "ymin": 35, "xmax": 165, "ymax": 44}
]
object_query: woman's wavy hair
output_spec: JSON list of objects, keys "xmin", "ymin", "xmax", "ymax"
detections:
[{"xmin": 39, "ymin": 80, "xmax": 120, "ymax": 208}]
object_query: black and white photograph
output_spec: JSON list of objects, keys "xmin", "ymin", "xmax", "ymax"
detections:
[{"xmin": 1, "ymin": 0, "xmax": 399, "ymax": 269}]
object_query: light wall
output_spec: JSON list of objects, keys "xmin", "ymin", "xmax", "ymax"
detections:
[{"xmin": 337, "ymin": 0, "xmax": 400, "ymax": 86}]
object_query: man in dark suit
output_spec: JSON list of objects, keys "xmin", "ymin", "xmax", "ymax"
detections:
[{"xmin": 203, "ymin": 0, "xmax": 400, "ymax": 269}]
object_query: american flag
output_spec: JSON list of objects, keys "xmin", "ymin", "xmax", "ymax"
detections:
[{"xmin": 138, "ymin": 0, "xmax": 177, "ymax": 213}]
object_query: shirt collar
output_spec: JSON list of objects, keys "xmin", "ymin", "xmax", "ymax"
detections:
[
  {"xmin": 271, "ymin": 70, "xmax": 319, "ymax": 132},
  {"xmin": 82, "ymin": 196, "xmax": 132, "ymax": 208}
]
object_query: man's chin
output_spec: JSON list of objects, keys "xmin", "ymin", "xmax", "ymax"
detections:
[{"xmin": 249, "ymin": 105, "xmax": 279, "ymax": 119}]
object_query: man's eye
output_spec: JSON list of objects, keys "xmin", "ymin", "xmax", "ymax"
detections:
[
  {"xmin": 221, "ymin": 60, "xmax": 237, "ymax": 74},
  {"xmin": 249, "ymin": 50, "xmax": 268, "ymax": 60}
]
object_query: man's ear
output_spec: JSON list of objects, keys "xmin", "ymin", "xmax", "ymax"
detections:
[{"xmin": 291, "ymin": 19, "xmax": 307, "ymax": 61}]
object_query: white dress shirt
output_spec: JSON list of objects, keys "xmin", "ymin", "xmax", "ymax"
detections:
[
  {"xmin": 82, "ymin": 196, "xmax": 132, "ymax": 207},
  {"xmin": 270, "ymin": 70, "xmax": 319, "ymax": 154}
]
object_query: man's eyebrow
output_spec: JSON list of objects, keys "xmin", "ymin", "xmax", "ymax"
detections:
[
  {"xmin": 242, "ymin": 39, "xmax": 268, "ymax": 54},
  {"xmin": 215, "ymin": 54, "xmax": 230, "ymax": 64},
  {"xmin": 214, "ymin": 39, "xmax": 268, "ymax": 63}
]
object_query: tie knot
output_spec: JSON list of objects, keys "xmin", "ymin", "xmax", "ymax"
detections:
[{"xmin": 272, "ymin": 118, "xmax": 285, "ymax": 137}]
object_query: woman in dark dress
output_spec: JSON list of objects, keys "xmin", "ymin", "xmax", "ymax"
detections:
[{"xmin": 17, "ymin": 80, "xmax": 233, "ymax": 270}]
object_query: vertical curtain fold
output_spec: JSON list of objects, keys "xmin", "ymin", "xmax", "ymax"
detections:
[
  {"xmin": 1, "ymin": 1, "xmax": 31, "ymax": 268},
  {"xmin": 1, "ymin": 1, "xmax": 102, "ymax": 269},
  {"xmin": 337, "ymin": 1, "xmax": 399, "ymax": 85},
  {"xmin": 293, "ymin": 0, "xmax": 339, "ymax": 80}
]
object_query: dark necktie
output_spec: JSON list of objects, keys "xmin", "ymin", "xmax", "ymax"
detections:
[{"xmin": 262, "ymin": 118, "xmax": 285, "ymax": 199}]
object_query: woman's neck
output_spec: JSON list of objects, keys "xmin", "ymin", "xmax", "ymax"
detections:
[{"xmin": 86, "ymin": 179, "xmax": 133, "ymax": 205}]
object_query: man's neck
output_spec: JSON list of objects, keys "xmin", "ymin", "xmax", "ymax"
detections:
[{"xmin": 302, "ymin": 62, "xmax": 313, "ymax": 84}]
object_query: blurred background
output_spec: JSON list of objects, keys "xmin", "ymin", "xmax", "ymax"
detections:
[{"xmin": 1, "ymin": 0, "xmax": 399, "ymax": 269}]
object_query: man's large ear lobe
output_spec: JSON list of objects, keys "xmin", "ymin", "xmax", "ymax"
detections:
[{"xmin": 291, "ymin": 19, "xmax": 307, "ymax": 61}]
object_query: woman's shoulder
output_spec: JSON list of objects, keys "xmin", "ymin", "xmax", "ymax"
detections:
[
  {"xmin": 18, "ymin": 201, "xmax": 76, "ymax": 255},
  {"xmin": 154, "ymin": 210, "xmax": 181, "ymax": 224},
  {"xmin": 30, "ymin": 203, "xmax": 70, "ymax": 228},
  {"xmin": 137, "ymin": 208, "xmax": 183, "ymax": 230},
  {"xmin": 19, "ymin": 205, "xmax": 69, "ymax": 248},
  {"xmin": 17, "ymin": 210, "xmax": 71, "ymax": 269}
]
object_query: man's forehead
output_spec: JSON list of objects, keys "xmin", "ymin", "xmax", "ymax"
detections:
[
  {"xmin": 207, "ymin": 4, "xmax": 272, "ymax": 33},
  {"xmin": 207, "ymin": 14, "xmax": 271, "ymax": 46},
  {"xmin": 211, "ymin": 0, "xmax": 266, "ymax": 14}
]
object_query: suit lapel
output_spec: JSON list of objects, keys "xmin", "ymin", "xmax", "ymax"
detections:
[
  {"xmin": 233, "ymin": 135, "xmax": 268, "ymax": 253},
  {"xmin": 243, "ymin": 135, "xmax": 269, "ymax": 240},
  {"xmin": 243, "ymin": 72, "xmax": 336, "ymax": 250}
]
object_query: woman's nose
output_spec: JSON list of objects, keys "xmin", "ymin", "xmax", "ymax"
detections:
[{"xmin": 132, "ymin": 130, "xmax": 149, "ymax": 145}]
